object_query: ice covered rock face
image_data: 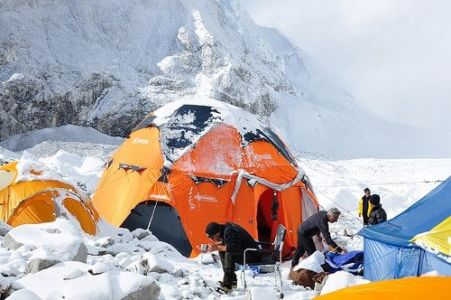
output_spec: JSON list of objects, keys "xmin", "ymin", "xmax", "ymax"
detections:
[{"xmin": 0, "ymin": 0, "xmax": 295, "ymax": 140}]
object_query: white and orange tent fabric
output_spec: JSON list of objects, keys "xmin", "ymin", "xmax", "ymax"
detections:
[
  {"xmin": 92, "ymin": 98, "xmax": 319, "ymax": 257},
  {"xmin": 0, "ymin": 160, "xmax": 98, "ymax": 235}
]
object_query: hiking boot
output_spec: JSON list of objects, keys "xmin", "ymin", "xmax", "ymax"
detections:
[
  {"xmin": 214, "ymin": 285, "xmax": 231, "ymax": 294},
  {"xmin": 218, "ymin": 280, "xmax": 237, "ymax": 288}
]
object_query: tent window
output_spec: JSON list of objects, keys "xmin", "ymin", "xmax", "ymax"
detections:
[
  {"xmin": 302, "ymin": 189, "xmax": 318, "ymax": 221},
  {"xmin": 159, "ymin": 105, "xmax": 221, "ymax": 163}
]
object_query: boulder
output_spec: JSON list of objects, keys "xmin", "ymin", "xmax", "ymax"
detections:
[
  {"xmin": 121, "ymin": 281, "xmax": 160, "ymax": 300},
  {"xmin": 3, "ymin": 233, "xmax": 23, "ymax": 250},
  {"xmin": 25, "ymin": 258, "xmax": 60, "ymax": 274}
]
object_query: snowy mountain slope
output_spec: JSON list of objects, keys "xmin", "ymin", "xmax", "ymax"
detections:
[
  {"xmin": 1, "ymin": 0, "xmax": 449, "ymax": 158},
  {"xmin": 0, "ymin": 124, "xmax": 123, "ymax": 151}
]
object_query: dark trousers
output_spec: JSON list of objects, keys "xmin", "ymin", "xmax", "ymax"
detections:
[
  {"xmin": 219, "ymin": 251, "xmax": 261, "ymax": 287},
  {"xmin": 291, "ymin": 233, "xmax": 317, "ymax": 267},
  {"xmin": 362, "ymin": 214, "xmax": 369, "ymax": 226}
]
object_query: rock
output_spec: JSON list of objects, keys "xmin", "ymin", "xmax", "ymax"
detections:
[
  {"xmin": 0, "ymin": 274, "xmax": 11, "ymax": 293},
  {"xmin": 121, "ymin": 281, "xmax": 160, "ymax": 300},
  {"xmin": 144, "ymin": 253, "xmax": 175, "ymax": 274},
  {"xmin": 24, "ymin": 258, "xmax": 60, "ymax": 274},
  {"xmin": 4, "ymin": 288, "xmax": 40, "ymax": 300},
  {"xmin": 0, "ymin": 222, "xmax": 11, "ymax": 236},
  {"xmin": 3, "ymin": 233, "xmax": 23, "ymax": 250},
  {"xmin": 88, "ymin": 262, "xmax": 109, "ymax": 275},
  {"xmin": 63, "ymin": 268, "xmax": 84, "ymax": 280},
  {"xmin": 5, "ymin": 219, "xmax": 85, "ymax": 262},
  {"xmin": 137, "ymin": 240, "xmax": 153, "ymax": 251},
  {"xmin": 132, "ymin": 228, "xmax": 151, "ymax": 240},
  {"xmin": 95, "ymin": 237, "xmax": 115, "ymax": 248},
  {"xmin": 73, "ymin": 243, "xmax": 88, "ymax": 263}
]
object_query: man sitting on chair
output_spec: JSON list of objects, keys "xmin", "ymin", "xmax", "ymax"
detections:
[{"xmin": 204, "ymin": 222, "xmax": 262, "ymax": 290}]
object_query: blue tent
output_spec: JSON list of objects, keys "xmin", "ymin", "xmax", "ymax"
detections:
[{"xmin": 359, "ymin": 177, "xmax": 451, "ymax": 281}]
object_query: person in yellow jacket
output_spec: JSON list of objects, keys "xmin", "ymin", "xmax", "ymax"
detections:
[{"xmin": 358, "ymin": 188, "xmax": 372, "ymax": 225}]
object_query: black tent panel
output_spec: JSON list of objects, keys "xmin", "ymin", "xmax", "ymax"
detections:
[{"xmin": 121, "ymin": 202, "xmax": 192, "ymax": 257}]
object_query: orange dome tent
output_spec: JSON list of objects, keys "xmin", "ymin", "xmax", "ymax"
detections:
[
  {"xmin": 0, "ymin": 160, "xmax": 98, "ymax": 235},
  {"xmin": 92, "ymin": 99, "xmax": 319, "ymax": 256}
]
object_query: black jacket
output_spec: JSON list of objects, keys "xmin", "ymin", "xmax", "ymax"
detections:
[
  {"xmin": 219, "ymin": 222, "xmax": 259, "ymax": 253},
  {"xmin": 298, "ymin": 211, "xmax": 339, "ymax": 250},
  {"xmin": 368, "ymin": 205, "xmax": 387, "ymax": 225}
]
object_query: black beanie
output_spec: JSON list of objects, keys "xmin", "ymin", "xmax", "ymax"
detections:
[
  {"xmin": 205, "ymin": 222, "xmax": 220, "ymax": 237},
  {"xmin": 364, "ymin": 187, "xmax": 370, "ymax": 193},
  {"xmin": 370, "ymin": 194, "xmax": 380, "ymax": 205}
]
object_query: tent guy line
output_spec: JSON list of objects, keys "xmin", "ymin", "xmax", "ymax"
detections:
[{"xmin": 313, "ymin": 179, "xmax": 445, "ymax": 188}]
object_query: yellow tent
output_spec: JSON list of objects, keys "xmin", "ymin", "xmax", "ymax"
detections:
[
  {"xmin": 0, "ymin": 161, "xmax": 98, "ymax": 235},
  {"xmin": 412, "ymin": 217, "xmax": 451, "ymax": 256},
  {"xmin": 316, "ymin": 276, "xmax": 451, "ymax": 300}
]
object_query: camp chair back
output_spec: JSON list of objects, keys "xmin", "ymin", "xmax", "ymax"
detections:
[{"xmin": 239, "ymin": 224, "xmax": 287, "ymax": 292}]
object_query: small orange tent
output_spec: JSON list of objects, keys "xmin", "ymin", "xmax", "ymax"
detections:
[
  {"xmin": 92, "ymin": 99, "xmax": 319, "ymax": 256},
  {"xmin": 315, "ymin": 276, "xmax": 451, "ymax": 300},
  {"xmin": 0, "ymin": 160, "xmax": 98, "ymax": 234}
]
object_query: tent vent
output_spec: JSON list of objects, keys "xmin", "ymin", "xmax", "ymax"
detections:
[
  {"xmin": 118, "ymin": 163, "xmax": 146, "ymax": 172},
  {"xmin": 191, "ymin": 176, "xmax": 228, "ymax": 187}
]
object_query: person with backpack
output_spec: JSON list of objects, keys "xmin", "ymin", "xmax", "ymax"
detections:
[{"xmin": 368, "ymin": 194, "xmax": 387, "ymax": 225}]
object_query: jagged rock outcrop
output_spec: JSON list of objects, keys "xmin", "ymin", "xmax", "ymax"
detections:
[
  {"xmin": 1, "ymin": 0, "xmax": 449, "ymax": 158},
  {"xmin": 0, "ymin": 0, "xmax": 292, "ymax": 140}
]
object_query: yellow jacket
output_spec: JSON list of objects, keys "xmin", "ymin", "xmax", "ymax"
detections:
[{"xmin": 358, "ymin": 197, "xmax": 373, "ymax": 218}]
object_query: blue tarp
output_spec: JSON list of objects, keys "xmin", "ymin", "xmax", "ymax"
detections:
[
  {"xmin": 325, "ymin": 250, "xmax": 363, "ymax": 273},
  {"xmin": 358, "ymin": 177, "xmax": 451, "ymax": 281}
]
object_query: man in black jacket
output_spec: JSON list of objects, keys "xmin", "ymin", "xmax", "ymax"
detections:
[
  {"xmin": 291, "ymin": 208, "xmax": 345, "ymax": 267},
  {"xmin": 368, "ymin": 194, "xmax": 387, "ymax": 225},
  {"xmin": 204, "ymin": 222, "xmax": 262, "ymax": 290}
]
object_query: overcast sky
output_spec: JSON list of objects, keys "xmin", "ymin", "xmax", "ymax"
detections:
[{"xmin": 241, "ymin": 0, "xmax": 451, "ymax": 132}]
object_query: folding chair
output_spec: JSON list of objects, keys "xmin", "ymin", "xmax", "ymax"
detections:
[{"xmin": 238, "ymin": 224, "xmax": 287, "ymax": 296}]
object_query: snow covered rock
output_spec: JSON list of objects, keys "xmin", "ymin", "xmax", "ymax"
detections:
[
  {"xmin": 14, "ymin": 261, "xmax": 160, "ymax": 300},
  {"xmin": 0, "ymin": 274, "xmax": 12, "ymax": 295},
  {"xmin": 126, "ymin": 252, "xmax": 175, "ymax": 275},
  {"xmin": 94, "ymin": 237, "xmax": 115, "ymax": 248},
  {"xmin": 132, "ymin": 228, "xmax": 151, "ymax": 240},
  {"xmin": 320, "ymin": 271, "xmax": 370, "ymax": 295},
  {"xmin": 4, "ymin": 219, "xmax": 86, "ymax": 262},
  {"xmin": 248, "ymin": 287, "xmax": 281, "ymax": 300},
  {"xmin": 5, "ymin": 288, "xmax": 40, "ymax": 300},
  {"xmin": 293, "ymin": 251, "xmax": 325, "ymax": 273},
  {"xmin": 88, "ymin": 262, "xmax": 109, "ymax": 275},
  {"xmin": 0, "ymin": 222, "xmax": 11, "ymax": 236},
  {"xmin": 24, "ymin": 258, "xmax": 60, "ymax": 274},
  {"xmin": 2, "ymin": 234, "xmax": 22, "ymax": 250}
]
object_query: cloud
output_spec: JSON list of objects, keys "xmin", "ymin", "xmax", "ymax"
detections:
[{"xmin": 241, "ymin": 0, "xmax": 451, "ymax": 131}]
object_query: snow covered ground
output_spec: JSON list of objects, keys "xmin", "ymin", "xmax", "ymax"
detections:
[{"xmin": 0, "ymin": 126, "xmax": 449, "ymax": 299}]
